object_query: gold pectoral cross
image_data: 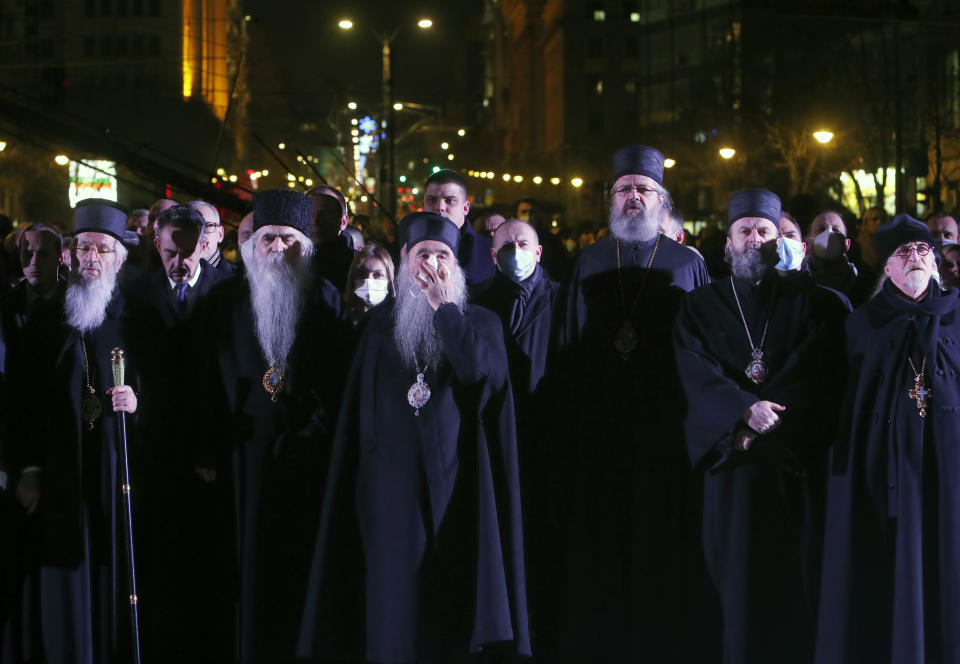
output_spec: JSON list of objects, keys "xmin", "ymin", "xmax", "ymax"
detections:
[{"xmin": 908, "ymin": 374, "xmax": 932, "ymax": 418}]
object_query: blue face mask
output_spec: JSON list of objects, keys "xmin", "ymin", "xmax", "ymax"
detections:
[
  {"xmin": 775, "ymin": 236, "xmax": 805, "ymax": 271},
  {"xmin": 497, "ymin": 245, "xmax": 537, "ymax": 282}
]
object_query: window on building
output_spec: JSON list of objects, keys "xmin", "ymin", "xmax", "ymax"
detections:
[
  {"xmin": 117, "ymin": 0, "xmax": 126, "ymax": 16},
  {"xmin": 588, "ymin": 75, "xmax": 604, "ymax": 95},
  {"xmin": 630, "ymin": 12, "xmax": 640, "ymax": 22},
  {"xmin": 588, "ymin": 37, "xmax": 603, "ymax": 58}
]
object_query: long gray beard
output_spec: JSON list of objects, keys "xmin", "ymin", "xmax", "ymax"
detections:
[
  {"xmin": 393, "ymin": 259, "xmax": 467, "ymax": 371},
  {"xmin": 729, "ymin": 246, "xmax": 770, "ymax": 282},
  {"xmin": 246, "ymin": 252, "xmax": 310, "ymax": 369},
  {"xmin": 65, "ymin": 268, "xmax": 117, "ymax": 333},
  {"xmin": 609, "ymin": 200, "xmax": 659, "ymax": 243}
]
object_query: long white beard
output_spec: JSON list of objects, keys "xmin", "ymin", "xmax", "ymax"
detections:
[
  {"xmin": 392, "ymin": 257, "xmax": 467, "ymax": 371},
  {"xmin": 609, "ymin": 199, "xmax": 659, "ymax": 243},
  {"xmin": 65, "ymin": 267, "xmax": 117, "ymax": 333},
  {"xmin": 245, "ymin": 249, "xmax": 310, "ymax": 370}
]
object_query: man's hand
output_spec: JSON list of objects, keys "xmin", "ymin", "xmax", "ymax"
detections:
[
  {"xmin": 107, "ymin": 385, "xmax": 138, "ymax": 414},
  {"xmin": 735, "ymin": 429, "xmax": 757, "ymax": 451},
  {"xmin": 16, "ymin": 470, "xmax": 41, "ymax": 514},
  {"xmin": 417, "ymin": 260, "xmax": 456, "ymax": 311},
  {"xmin": 743, "ymin": 400, "xmax": 786, "ymax": 435}
]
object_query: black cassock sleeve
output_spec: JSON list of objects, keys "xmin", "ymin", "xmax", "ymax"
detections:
[
  {"xmin": 674, "ymin": 296, "xmax": 759, "ymax": 470},
  {"xmin": 434, "ymin": 303, "xmax": 505, "ymax": 385}
]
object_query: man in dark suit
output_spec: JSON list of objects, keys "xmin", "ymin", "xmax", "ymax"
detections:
[{"xmin": 124, "ymin": 204, "xmax": 233, "ymax": 661}]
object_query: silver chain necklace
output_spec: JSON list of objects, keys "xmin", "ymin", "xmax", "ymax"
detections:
[{"xmin": 730, "ymin": 277, "xmax": 774, "ymax": 384}]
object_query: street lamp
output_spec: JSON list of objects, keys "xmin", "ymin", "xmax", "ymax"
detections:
[
  {"xmin": 664, "ymin": 158, "xmax": 676, "ymax": 168},
  {"xmin": 813, "ymin": 130, "xmax": 834, "ymax": 144},
  {"xmin": 338, "ymin": 17, "xmax": 434, "ymax": 221},
  {"xmin": 571, "ymin": 177, "xmax": 584, "ymax": 188},
  {"xmin": 718, "ymin": 147, "xmax": 736, "ymax": 160},
  {"xmin": 54, "ymin": 154, "xmax": 69, "ymax": 165}
]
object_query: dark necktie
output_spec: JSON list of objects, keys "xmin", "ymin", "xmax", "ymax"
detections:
[{"xmin": 174, "ymin": 283, "xmax": 188, "ymax": 311}]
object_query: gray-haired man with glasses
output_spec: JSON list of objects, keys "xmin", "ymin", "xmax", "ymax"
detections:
[{"xmin": 187, "ymin": 200, "xmax": 235, "ymax": 274}]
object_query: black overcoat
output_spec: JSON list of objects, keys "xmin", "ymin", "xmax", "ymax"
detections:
[{"xmin": 817, "ymin": 280, "xmax": 960, "ymax": 663}]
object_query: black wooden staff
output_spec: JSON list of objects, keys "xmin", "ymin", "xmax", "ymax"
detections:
[{"xmin": 111, "ymin": 347, "xmax": 141, "ymax": 664}]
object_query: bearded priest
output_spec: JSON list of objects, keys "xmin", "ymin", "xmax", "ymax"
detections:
[
  {"xmin": 549, "ymin": 145, "xmax": 711, "ymax": 663},
  {"xmin": 817, "ymin": 214, "xmax": 960, "ymax": 664},
  {"xmin": 298, "ymin": 212, "xmax": 530, "ymax": 664},
  {"xmin": 9, "ymin": 199, "xmax": 139, "ymax": 664},
  {"xmin": 674, "ymin": 189, "xmax": 849, "ymax": 663},
  {"xmin": 195, "ymin": 189, "xmax": 352, "ymax": 662}
]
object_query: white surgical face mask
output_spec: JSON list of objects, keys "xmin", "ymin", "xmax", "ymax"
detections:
[
  {"xmin": 497, "ymin": 245, "xmax": 537, "ymax": 282},
  {"xmin": 775, "ymin": 236, "xmax": 805, "ymax": 271},
  {"xmin": 813, "ymin": 229, "xmax": 846, "ymax": 261},
  {"xmin": 355, "ymin": 277, "xmax": 389, "ymax": 306}
]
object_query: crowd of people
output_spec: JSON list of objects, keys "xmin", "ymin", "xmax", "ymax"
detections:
[{"xmin": 0, "ymin": 145, "xmax": 958, "ymax": 664}]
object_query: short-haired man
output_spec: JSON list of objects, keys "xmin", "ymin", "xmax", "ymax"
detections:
[
  {"xmin": 804, "ymin": 209, "xmax": 874, "ymax": 306},
  {"xmin": 818, "ymin": 214, "xmax": 960, "ymax": 662},
  {"xmin": 10, "ymin": 200, "xmax": 139, "ymax": 664},
  {"xmin": 422, "ymin": 169, "xmax": 496, "ymax": 285},
  {"xmin": 675, "ymin": 189, "xmax": 849, "ymax": 662},
  {"xmin": 187, "ymin": 200, "xmax": 234, "ymax": 274},
  {"xmin": 306, "ymin": 185, "xmax": 354, "ymax": 291},
  {"xmin": 127, "ymin": 209, "xmax": 149, "ymax": 237},
  {"xmin": 551, "ymin": 146, "xmax": 710, "ymax": 662},
  {"xmin": 198, "ymin": 189, "xmax": 351, "ymax": 662},
  {"xmin": 299, "ymin": 212, "xmax": 530, "ymax": 664},
  {"xmin": 124, "ymin": 204, "xmax": 231, "ymax": 659},
  {"xmin": 925, "ymin": 209, "xmax": 959, "ymax": 243}
]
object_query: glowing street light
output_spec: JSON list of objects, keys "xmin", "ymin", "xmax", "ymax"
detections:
[
  {"xmin": 664, "ymin": 158, "xmax": 676, "ymax": 168},
  {"xmin": 441, "ymin": 142, "xmax": 449, "ymax": 150},
  {"xmin": 338, "ymin": 19, "xmax": 354, "ymax": 30},
  {"xmin": 348, "ymin": 101, "xmax": 357, "ymax": 110},
  {"xmin": 571, "ymin": 177, "xmax": 584, "ymax": 188},
  {"xmin": 533, "ymin": 176, "xmax": 543, "ymax": 184},
  {"xmin": 513, "ymin": 175, "xmax": 523, "ymax": 183},
  {"xmin": 418, "ymin": 18, "xmax": 433, "ymax": 29},
  {"xmin": 447, "ymin": 154, "xmax": 455, "ymax": 161},
  {"xmin": 393, "ymin": 102, "xmax": 403, "ymax": 111},
  {"xmin": 718, "ymin": 147, "xmax": 736, "ymax": 160},
  {"xmin": 278, "ymin": 142, "xmax": 286, "ymax": 150},
  {"xmin": 457, "ymin": 129, "xmax": 466, "ymax": 137},
  {"xmin": 0, "ymin": 141, "xmax": 6, "ymax": 152},
  {"xmin": 54, "ymin": 154, "xmax": 69, "ymax": 165},
  {"xmin": 550, "ymin": 177, "xmax": 561, "ymax": 185},
  {"xmin": 503, "ymin": 173, "xmax": 512, "ymax": 181},
  {"xmin": 813, "ymin": 130, "xmax": 834, "ymax": 144}
]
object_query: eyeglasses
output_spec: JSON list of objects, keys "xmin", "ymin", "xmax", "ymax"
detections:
[
  {"xmin": 893, "ymin": 243, "xmax": 932, "ymax": 259},
  {"xmin": 203, "ymin": 222, "xmax": 221, "ymax": 234},
  {"xmin": 612, "ymin": 184, "xmax": 659, "ymax": 196},
  {"xmin": 75, "ymin": 243, "xmax": 116, "ymax": 257}
]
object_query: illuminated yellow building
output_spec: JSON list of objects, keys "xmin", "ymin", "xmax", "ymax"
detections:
[{"xmin": 182, "ymin": 0, "xmax": 230, "ymax": 120}]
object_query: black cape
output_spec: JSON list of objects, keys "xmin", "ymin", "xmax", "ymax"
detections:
[
  {"xmin": 817, "ymin": 280, "xmax": 960, "ymax": 663},
  {"xmin": 674, "ymin": 273, "xmax": 849, "ymax": 663},
  {"xmin": 549, "ymin": 234, "xmax": 711, "ymax": 663},
  {"xmin": 195, "ymin": 275, "xmax": 352, "ymax": 663},
  {"xmin": 297, "ymin": 301, "xmax": 530, "ymax": 664}
]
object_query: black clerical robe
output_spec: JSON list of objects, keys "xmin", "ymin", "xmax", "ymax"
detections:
[
  {"xmin": 550, "ymin": 234, "xmax": 710, "ymax": 663},
  {"xmin": 298, "ymin": 302, "xmax": 530, "ymax": 664},
  {"xmin": 460, "ymin": 222, "xmax": 497, "ymax": 287},
  {"xmin": 817, "ymin": 280, "xmax": 960, "ymax": 664},
  {"xmin": 196, "ymin": 276, "xmax": 351, "ymax": 663},
  {"xmin": 13, "ymin": 292, "xmax": 138, "ymax": 664},
  {"xmin": 674, "ymin": 273, "xmax": 849, "ymax": 663}
]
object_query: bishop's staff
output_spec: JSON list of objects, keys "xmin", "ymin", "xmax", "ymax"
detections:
[{"xmin": 111, "ymin": 347, "xmax": 142, "ymax": 664}]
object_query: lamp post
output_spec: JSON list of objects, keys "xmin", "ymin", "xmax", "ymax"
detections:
[{"xmin": 339, "ymin": 17, "xmax": 432, "ymax": 222}]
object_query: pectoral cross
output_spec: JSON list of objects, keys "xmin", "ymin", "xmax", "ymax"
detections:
[{"xmin": 908, "ymin": 375, "xmax": 932, "ymax": 418}]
